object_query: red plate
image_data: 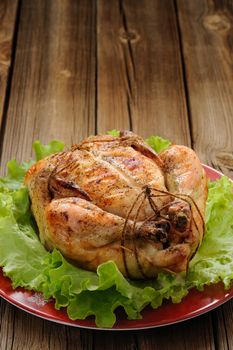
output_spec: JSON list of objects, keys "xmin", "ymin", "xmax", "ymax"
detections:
[{"xmin": 0, "ymin": 164, "xmax": 232, "ymax": 330}]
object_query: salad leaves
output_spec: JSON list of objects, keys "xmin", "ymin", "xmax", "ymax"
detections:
[
  {"xmin": 0, "ymin": 136, "xmax": 232, "ymax": 328},
  {"xmin": 33, "ymin": 140, "xmax": 65, "ymax": 161},
  {"xmin": 107, "ymin": 129, "xmax": 120, "ymax": 137},
  {"xmin": 145, "ymin": 135, "xmax": 172, "ymax": 153},
  {"xmin": 187, "ymin": 176, "xmax": 233, "ymax": 290}
]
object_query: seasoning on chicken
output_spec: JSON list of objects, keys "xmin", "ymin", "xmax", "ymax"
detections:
[{"xmin": 25, "ymin": 131, "xmax": 207, "ymax": 279}]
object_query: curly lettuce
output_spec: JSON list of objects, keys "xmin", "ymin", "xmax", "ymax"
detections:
[
  {"xmin": 0, "ymin": 136, "xmax": 232, "ymax": 328},
  {"xmin": 145, "ymin": 135, "xmax": 172, "ymax": 153}
]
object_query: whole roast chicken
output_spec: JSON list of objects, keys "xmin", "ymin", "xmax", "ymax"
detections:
[{"xmin": 25, "ymin": 131, "xmax": 207, "ymax": 279}]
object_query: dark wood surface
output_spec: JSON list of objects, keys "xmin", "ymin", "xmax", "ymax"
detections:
[
  {"xmin": 0, "ymin": 0, "xmax": 232, "ymax": 349},
  {"xmin": 0, "ymin": 0, "xmax": 18, "ymax": 130}
]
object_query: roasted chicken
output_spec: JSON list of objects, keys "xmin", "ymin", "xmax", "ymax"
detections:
[{"xmin": 25, "ymin": 131, "xmax": 207, "ymax": 279}]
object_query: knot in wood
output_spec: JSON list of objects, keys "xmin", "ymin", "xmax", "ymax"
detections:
[
  {"xmin": 0, "ymin": 41, "xmax": 11, "ymax": 66},
  {"xmin": 119, "ymin": 29, "xmax": 139, "ymax": 43},
  {"xmin": 203, "ymin": 13, "xmax": 231, "ymax": 32},
  {"xmin": 60, "ymin": 69, "xmax": 72, "ymax": 78}
]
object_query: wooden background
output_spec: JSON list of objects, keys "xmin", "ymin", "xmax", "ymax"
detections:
[{"xmin": 0, "ymin": 0, "xmax": 233, "ymax": 349}]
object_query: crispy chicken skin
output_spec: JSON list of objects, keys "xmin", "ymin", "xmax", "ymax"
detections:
[{"xmin": 25, "ymin": 132, "xmax": 207, "ymax": 279}]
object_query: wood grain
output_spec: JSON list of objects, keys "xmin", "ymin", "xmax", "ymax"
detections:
[
  {"xmin": 221, "ymin": 301, "xmax": 233, "ymax": 349},
  {"xmin": 0, "ymin": 0, "xmax": 232, "ymax": 349},
  {"xmin": 0, "ymin": 0, "xmax": 18, "ymax": 129},
  {"xmin": 177, "ymin": 0, "xmax": 233, "ymax": 178},
  {"xmin": 177, "ymin": 1, "xmax": 233, "ymax": 349},
  {"xmin": 97, "ymin": 0, "xmax": 190, "ymax": 145},
  {"xmin": 136, "ymin": 315, "xmax": 215, "ymax": 350},
  {"xmin": 0, "ymin": 0, "xmax": 96, "ymax": 349},
  {"xmin": 211, "ymin": 308, "xmax": 229, "ymax": 350},
  {"xmin": 95, "ymin": 331, "xmax": 136, "ymax": 350},
  {"xmin": 0, "ymin": 0, "xmax": 96, "ymax": 170},
  {"xmin": 0, "ymin": 301, "xmax": 15, "ymax": 350},
  {"xmin": 96, "ymin": 1, "xmax": 214, "ymax": 349},
  {"xmin": 5, "ymin": 308, "xmax": 94, "ymax": 350}
]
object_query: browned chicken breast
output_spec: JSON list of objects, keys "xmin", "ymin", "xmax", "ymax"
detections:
[{"xmin": 25, "ymin": 131, "xmax": 207, "ymax": 279}]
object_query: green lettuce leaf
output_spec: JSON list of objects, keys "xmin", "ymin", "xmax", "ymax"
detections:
[
  {"xmin": 107, "ymin": 130, "xmax": 171, "ymax": 154},
  {"xmin": 0, "ymin": 160, "xmax": 34, "ymax": 191},
  {"xmin": 33, "ymin": 140, "xmax": 65, "ymax": 161},
  {"xmin": 145, "ymin": 135, "xmax": 171, "ymax": 153},
  {"xmin": 0, "ymin": 192, "xmax": 48, "ymax": 290},
  {"xmin": 0, "ymin": 138, "xmax": 232, "ymax": 328},
  {"xmin": 107, "ymin": 129, "xmax": 120, "ymax": 137},
  {"xmin": 187, "ymin": 176, "xmax": 233, "ymax": 290}
]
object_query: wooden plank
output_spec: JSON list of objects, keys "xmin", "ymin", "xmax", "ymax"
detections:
[
  {"xmin": 0, "ymin": 0, "xmax": 96, "ymax": 349},
  {"xmin": 211, "ymin": 307, "xmax": 229, "ymax": 350},
  {"xmin": 135, "ymin": 315, "xmax": 215, "ymax": 350},
  {"xmin": 97, "ymin": 0, "xmax": 190, "ymax": 145},
  {"xmin": 221, "ymin": 301, "xmax": 233, "ymax": 349},
  {"xmin": 177, "ymin": 1, "xmax": 233, "ymax": 349},
  {"xmin": 97, "ymin": 0, "xmax": 131, "ymax": 133},
  {"xmin": 95, "ymin": 331, "xmax": 136, "ymax": 350},
  {"xmin": 0, "ymin": 301, "xmax": 15, "ymax": 350},
  {"xmin": 0, "ymin": 301, "xmax": 95, "ymax": 350},
  {"xmin": 0, "ymin": 1, "xmax": 19, "ymax": 345},
  {"xmin": 96, "ymin": 1, "xmax": 214, "ymax": 349},
  {"xmin": 9, "ymin": 309, "xmax": 67, "ymax": 350},
  {"xmin": 0, "ymin": 0, "xmax": 96, "ymax": 169},
  {"xmin": 5, "ymin": 307, "xmax": 94, "ymax": 350},
  {"xmin": 177, "ymin": 0, "xmax": 233, "ymax": 178},
  {"xmin": 0, "ymin": 0, "xmax": 19, "ymax": 129}
]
